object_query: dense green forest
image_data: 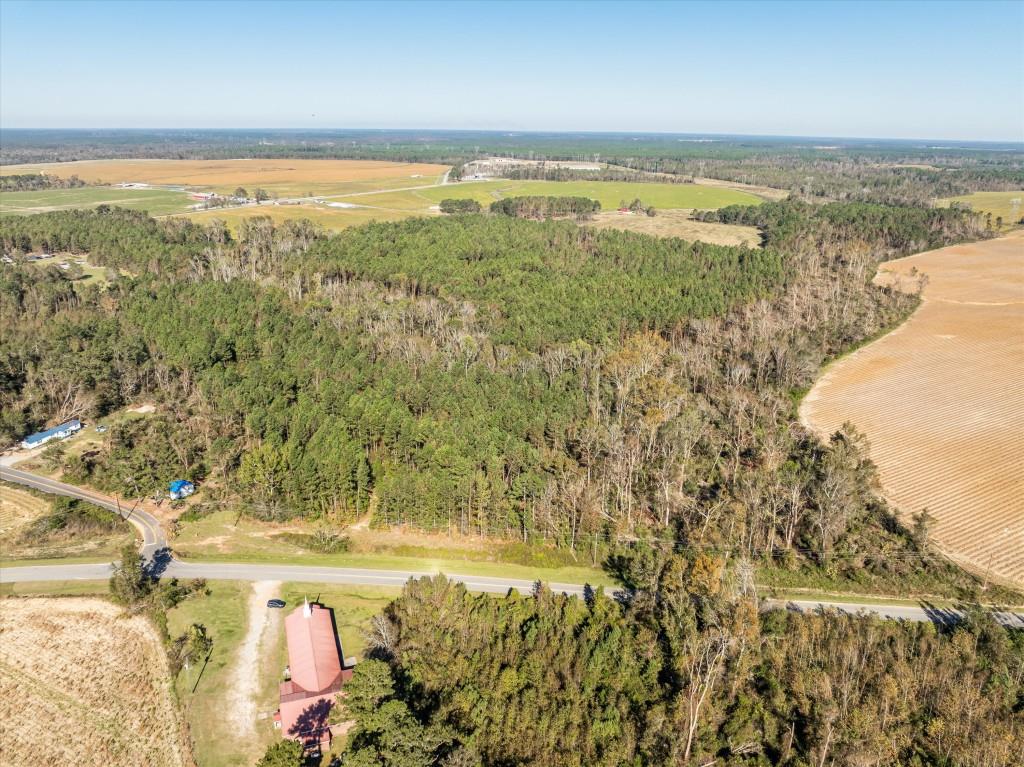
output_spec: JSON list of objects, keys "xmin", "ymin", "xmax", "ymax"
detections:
[
  {"xmin": 489, "ymin": 196, "xmax": 601, "ymax": 220},
  {"xmin": 0, "ymin": 199, "xmax": 1002, "ymax": 596},
  {"xmin": 439, "ymin": 198, "xmax": 482, "ymax": 214},
  {"xmin": 334, "ymin": 573, "xmax": 1024, "ymax": 767}
]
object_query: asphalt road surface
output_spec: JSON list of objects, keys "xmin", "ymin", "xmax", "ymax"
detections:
[{"xmin": 3, "ymin": 464, "xmax": 1023, "ymax": 628}]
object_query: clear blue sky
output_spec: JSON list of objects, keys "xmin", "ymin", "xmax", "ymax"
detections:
[{"xmin": 2, "ymin": 0, "xmax": 1021, "ymax": 141}]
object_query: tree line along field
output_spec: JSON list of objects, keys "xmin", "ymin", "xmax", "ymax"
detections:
[
  {"xmin": 937, "ymin": 189, "xmax": 1024, "ymax": 228},
  {"xmin": 331, "ymin": 178, "xmax": 763, "ymax": 211},
  {"xmin": 0, "ymin": 597, "xmax": 190, "ymax": 767},
  {"xmin": 2, "ymin": 158, "xmax": 768, "ymax": 244},
  {"xmin": 184, "ymin": 178, "xmax": 764, "ymax": 240},
  {"xmin": 800, "ymin": 230, "xmax": 1024, "ymax": 586},
  {"xmin": 0, "ymin": 158, "xmax": 451, "ymax": 197}
]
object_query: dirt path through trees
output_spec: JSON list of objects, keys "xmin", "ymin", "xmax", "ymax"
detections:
[{"xmin": 801, "ymin": 231, "xmax": 1024, "ymax": 586}]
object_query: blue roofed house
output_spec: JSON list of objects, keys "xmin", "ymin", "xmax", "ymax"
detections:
[
  {"xmin": 169, "ymin": 480, "xmax": 196, "ymax": 500},
  {"xmin": 20, "ymin": 420, "xmax": 82, "ymax": 450}
]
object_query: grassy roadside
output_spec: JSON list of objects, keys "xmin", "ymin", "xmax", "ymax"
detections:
[
  {"xmin": 0, "ymin": 579, "xmax": 109, "ymax": 596},
  {"xmin": 173, "ymin": 546, "xmax": 613, "ymax": 588},
  {"xmin": 171, "ymin": 509, "xmax": 613, "ymax": 587}
]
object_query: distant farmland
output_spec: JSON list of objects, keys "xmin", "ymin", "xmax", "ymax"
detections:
[
  {"xmin": 0, "ymin": 158, "xmax": 451, "ymax": 198},
  {"xmin": 0, "ymin": 598, "xmax": 189, "ymax": 767},
  {"xmin": 185, "ymin": 201, "xmax": 411, "ymax": 232},
  {"xmin": 801, "ymin": 231, "xmax": 1024, "ymax": 586},
  {"xmin": 339, "ymin": 178, "xmax": 762, "ymax": 211},
  {"xmin": 938, "ymin": 190, "xmax": 1024, "ymax": 228},
  {"xmin": 0, "ymin": 186, "xmax": 194, "ymax": 215}
]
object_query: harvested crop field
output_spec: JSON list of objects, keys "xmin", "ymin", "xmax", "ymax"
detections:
[
  {"xmin": 0, "ymin": 484, "xmax": 48, "ymax": 537},
  {"xmin": 0, "ymin": 159, "xmax": 450, "ymax": 197},
  {"xmin": 0, "ymin": 597, "xmax": 190, "ymax": 767},
  {"xmin": 800, "ymin": 231, "xmax": 1024, "ymax": 586}
]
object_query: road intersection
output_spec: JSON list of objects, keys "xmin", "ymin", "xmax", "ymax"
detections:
[{"xmin": 3, "ymin": 465, "xmax": 1022, "ymax": 628}]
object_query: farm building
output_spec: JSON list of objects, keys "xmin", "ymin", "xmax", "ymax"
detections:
[
  {"xmin": 20, "ymin": 419, "xmax": 82, "ymax": 449},
  {"xmin": 168, "ymin": 480, "xmax": 195, "ymax": 500},
  {"xmin": 274, "ymin": 600, "xmax": 354, "ymax": 746}
]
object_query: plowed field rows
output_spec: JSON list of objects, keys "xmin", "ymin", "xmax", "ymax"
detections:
[
  {"xmin": 0, "ymin": 598, "xmax": 189, "ymax": 766},
  {"xmin": 800, "ymin": 231, "xmax": 1024, "ymax": 585}
]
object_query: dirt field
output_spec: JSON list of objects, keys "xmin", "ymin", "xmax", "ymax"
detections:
[
  {"xmin": 0, "ymin": 159, "xmax": 450, "ymax": 197},
  {"xmin": 585, "ymin": 209, "xmax": 762, "ymax": 246},
  {"xmin": 0, "ymin": 597, "xmax": 189, "ymax": 767},
  {"xmin": 800, "ymin": 231, "xmax": 1024, "ymax": 586}
]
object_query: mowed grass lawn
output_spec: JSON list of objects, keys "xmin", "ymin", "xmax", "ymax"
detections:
[
  {"xmin": 0, "ymin": 186, "xmax": 194, "ymax": 215},
  {"xmin": 937, "ymin": 190, "xmax": 1024, "ymax": 228},
  {"xmin": 337, "ymin": 179, "xmax": 763, "ymax": 211}
]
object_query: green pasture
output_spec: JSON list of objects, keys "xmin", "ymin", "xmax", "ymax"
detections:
[
  {"xmin": 0, "ymin": 186, "xmax": 195, "ymax": 216},
  {"xmin": 938, "ymin": 190, "xmax": 1024, "ymax": 228}
]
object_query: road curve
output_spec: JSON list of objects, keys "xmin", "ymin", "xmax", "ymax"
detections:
[
  {"xmin": 1, "ymin": 465, "xmax": 166, "ymax": 556},
  {"xmin": 3, "ymin": 465, "xmax": 1023, "ymax": 627}
]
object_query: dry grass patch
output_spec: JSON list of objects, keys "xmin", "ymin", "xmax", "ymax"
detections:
[
  {"xmin": 585, "ymin": 209, "xmax": 761, "ymax": 247},
  {"xmin": 0, "ymin": 597, "xmax": 190, "ymax": 767},
  {"xmin": 801, "ymin": 231, "xmax": 1024, "ymax": 586},
  {"xmin": 0, "ymin": 484, "xmax": 133, "ymax": 561},
  {"xmin": 0, "ymin": 485, "xmax": 48, "ymax": 537}
]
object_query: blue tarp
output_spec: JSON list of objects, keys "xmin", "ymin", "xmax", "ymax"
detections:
[{"xmin": 169, "ymin": 480, "xmax": 193, "ymax": 493}]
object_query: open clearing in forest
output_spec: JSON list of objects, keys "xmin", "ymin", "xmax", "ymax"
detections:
[
  {"xmin": 337, "ymin": 178, "xmax": 761, "ymax": 211},
  {"xmin": 0, "ymin": 159, "xmax": 451, "ymax": 197},
  {"xmin": 584, "ymin": 208, "xmax": 762, "ymax": 247},
  {"xmin": 0, "ymin": 597, "xmax": 189, "ymax": 767},
  {"xmin": 184, "ymin": 179, "xmax": 760, "ymax": 238},
  {"xmin": 937, "ymin": 190, "xmax": 1024, "ymax": 229},
  {"xmin": 800, "ymin": 231, "xmax": 1024, "ymax": 586},
  {"xmin": 185, "ymin": 201, "xmax": 411, "ymax": 232},
  {"xmin": 0, "ymin": 185, "xmax": 194, "ymax": 215}
]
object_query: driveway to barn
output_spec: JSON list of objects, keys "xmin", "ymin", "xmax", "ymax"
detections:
[{"xmin": 227, "ymin": 580, "xmax": 282, "ymax": 751}]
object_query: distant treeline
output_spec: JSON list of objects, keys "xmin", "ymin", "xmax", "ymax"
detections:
[
  {"xmin": 3, "ymin": 129, "xmax": 1021, "ymax": 206},
  {"xmin": 499, "ymin": 165, "xmax": 693, "ymax": 184},
  {"xmin": 0, "ymin": 172, "xmax": 87, "ymax": 192},
  {"xmin": 490, "ymin": 195, "xmax": 601, "ymax": 220}
]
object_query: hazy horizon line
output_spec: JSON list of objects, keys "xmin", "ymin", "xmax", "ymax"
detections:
[{"xmin": 2, "ymin": 126, "xmax": 1022, "ymax": 147}]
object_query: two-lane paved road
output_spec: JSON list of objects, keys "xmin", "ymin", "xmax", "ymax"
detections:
[
  {"xmin": 3, "ymin": 464, "xmax": 1023, "ymax": 627},
  {"xmin": 1, "ymin": 465, "xmax": 165, "ymax": 556}
]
